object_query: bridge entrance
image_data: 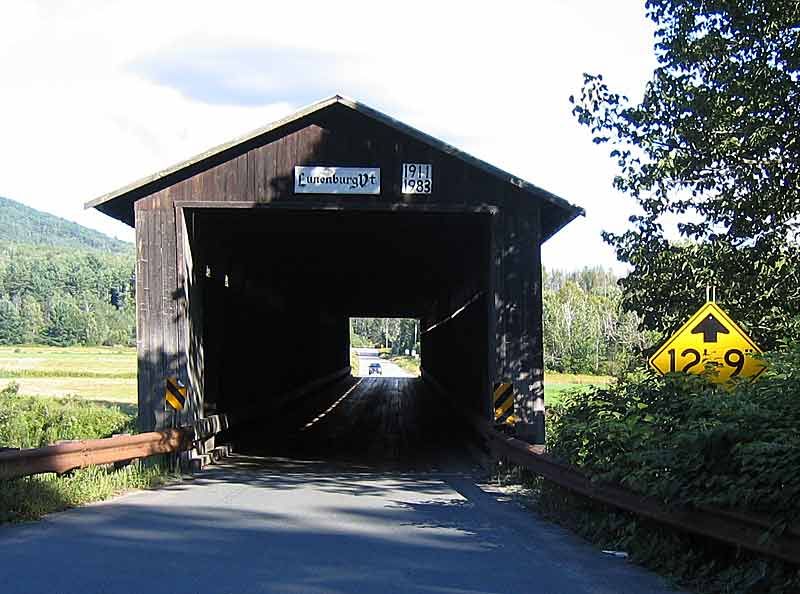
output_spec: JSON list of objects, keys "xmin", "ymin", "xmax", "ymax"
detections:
[
  {"xmin": 86, "ymin": 95, "xmax": 583, "ymax": 456},
  {"xmin": 186, "ymin": 207, "xmax": 491, "ymax": 449}
]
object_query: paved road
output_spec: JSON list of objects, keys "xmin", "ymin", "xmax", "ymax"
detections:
[
  {"xmin": 353, "ymin": 347, "xmax": 415, "ymax": 378},
  {"xmin": 0, "ymin": 379, "xmax": 681, "ymax": 594}
]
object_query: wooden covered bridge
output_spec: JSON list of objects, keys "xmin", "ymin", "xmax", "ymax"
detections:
[{"xmin": 87, "ymin": 95, "xmax": 583, "ymax": 452}]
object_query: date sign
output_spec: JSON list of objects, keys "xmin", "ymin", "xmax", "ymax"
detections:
[
  {"xmin": 649, "ymin": 301, "xmax": 765, "ymax": 383},
  {"xmin": 402, "ymin": 163, "xmax": 432, "ymax": 194}
]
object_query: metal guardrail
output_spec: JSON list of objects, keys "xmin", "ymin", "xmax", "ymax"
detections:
[
  {"xmin": 0, "ymin": 429, "xmax": 191, "ymax": 480},
  {"xmin": 0, "ymin": 413, "xmax": 231, "ymax": 481},
  {"xmin": 482, "ymin": 423, "xmax": 800, "ymax": 566},
  {"xmin": 418, "ymin": 371, "xmax": 800, "ymax": 566}
]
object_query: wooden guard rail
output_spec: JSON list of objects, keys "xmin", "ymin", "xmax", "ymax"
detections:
[{"xmin": 481, "ymin": 423, "xmax": 800, "ymax": 566}]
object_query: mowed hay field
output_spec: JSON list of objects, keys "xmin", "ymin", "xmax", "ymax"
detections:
[{"xmin": 0, "ymin": 346, "xmax": 137, "ymax": 405}]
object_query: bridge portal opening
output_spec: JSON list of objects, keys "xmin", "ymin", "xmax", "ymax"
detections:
[
  {"xmin": 349, "ymin": 317, "xmax": 421, "ymax": 378},
  {"xmin": 184, "ymin": 207, "xmax": 491, "ymax": 460}
]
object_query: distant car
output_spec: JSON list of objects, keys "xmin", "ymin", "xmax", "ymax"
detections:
[{"xmin": 368, "ymin": 362, "xmax": 382, "ymax": 375}]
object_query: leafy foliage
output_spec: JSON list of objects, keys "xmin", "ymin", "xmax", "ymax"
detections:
[
  {"xmin": 555, "ymin": 4, "xmax": 800, "ymax": 589},
  {"xmin": 548, "ymin": 351, "xmax": 800, "ymax": 523},
  {"xmin": 0, "ymin": 297, "xmax": 23, "ymax": 345},
  {"xmin": 537, "ymin": 344, "xmax": 800, "ymax": 592},
  {"xmin": 0, "ymin": 383, "xmax": 170, "ymax": 524},
  {"xmin": 570, "ymin": 0, "xmax": 800, "ymax": 348},
  {"xmin": 350, "ymin": 318, "xmax": 419, "ymax": 354}
]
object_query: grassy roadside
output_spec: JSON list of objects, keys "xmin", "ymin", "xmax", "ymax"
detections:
[
  {"xmin": 1, "ymin": 462, "xmax": 175, "ymax": 523},
  {"xmin": 493, "ymin": 358, "xmax": 800, "ymax": 594},
  {"xmin": 0, "ymin": 382, "xmax": 172, "ymax": 523}
]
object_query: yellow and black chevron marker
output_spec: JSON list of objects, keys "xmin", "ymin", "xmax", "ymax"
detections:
[
  {"xmin": 165, "ymin": 377, "xmax": 187, "ymax": 411},
  {"xmin": 493, "ymin": 382, "xmax": 517, "ymax": 425}
]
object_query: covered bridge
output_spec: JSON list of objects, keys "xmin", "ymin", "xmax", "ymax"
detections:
[{"xmin": 87, "ymin": 95, "xmax": 583, "ymax": 447}]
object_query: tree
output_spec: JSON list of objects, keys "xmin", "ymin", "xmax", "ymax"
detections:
[
  {"xmin": 0, "ymin": 298, "xmax": 22, "ymax": 344},
  {"xmin": 571, "ymin": 0, "xmax": 800, "ymax": 348},
  {"xmin": 42, "ymin": 295, "xmax": 86, "ymax": 346},
  {"xmin": 542, "ymin": 268, "xmax": 651, "ymax": 374},
  {"xmin": 0, "ymin": 241, "xmax": 136, "ymax": 347},
  {"xmin": 18, "ymin": 295, "xmax": 44, "ymax": 343}
]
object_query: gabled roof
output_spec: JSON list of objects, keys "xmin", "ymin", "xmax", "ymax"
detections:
[{"xmin": 86, "ymin": 95, "xmax": 584, "ymax": 237}]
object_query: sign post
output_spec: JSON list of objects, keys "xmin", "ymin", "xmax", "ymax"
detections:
[{"xmin": 649, "ymin": 301, "xmax": 764, "ymax": 383}]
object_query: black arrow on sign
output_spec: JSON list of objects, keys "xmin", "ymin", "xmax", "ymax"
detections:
[{"xmin": 691, "ymin": 314, "xmax": 729, "ymax": 343}]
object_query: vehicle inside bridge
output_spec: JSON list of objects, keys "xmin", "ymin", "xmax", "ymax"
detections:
[{"xmin": 185, "ymin": 207, "xmax": 491, "ymax": 463}]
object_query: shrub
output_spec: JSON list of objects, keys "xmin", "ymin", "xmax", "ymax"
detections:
[
  {"xmin": 547, "ymin": 348, "xmax": 800, "ymax": 523},
  {"xmin": 536, "ymin": 343, "xmax": 800, "ymax": 593},
  {"xmin": 0, "ymin": 385, "xmax": 171, "ymax": 524},
  {"xmin": 0, "ymin": 383, "xmax": 132, "ymax": 448}
]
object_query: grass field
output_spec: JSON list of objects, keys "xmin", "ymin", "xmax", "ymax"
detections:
[{"xmin": 0, "ymin": 345, "xmax": 137, "ymax": 405}]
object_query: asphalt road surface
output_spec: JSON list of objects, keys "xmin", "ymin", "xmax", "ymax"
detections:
[
  {"xmin": 0, "ymin": 379, "xmax": 681, "ymax": 594},
  {"xmin": 354, "ymin": 347, "xmax": 415, "ymax": 378}
]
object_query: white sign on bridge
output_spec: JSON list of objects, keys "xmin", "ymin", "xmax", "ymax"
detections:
[{"xmin": 294, "ymin": 166, "xmax": 380, "ymax": 195}]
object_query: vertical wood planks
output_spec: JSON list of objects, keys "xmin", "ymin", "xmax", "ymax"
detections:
[
  {"xmin": 134, "ymin": 203, "xmax": 150, "ymax": 432},
  {"xmin": 275, "ymin": 130, "xmax": 298, "ymax": 198}
]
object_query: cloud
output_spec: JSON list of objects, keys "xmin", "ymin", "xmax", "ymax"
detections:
[
  {"xmin": 130, "ymin": 44, "xmax": 344, "ymax": 107},
  {"xmin": 0, "ymin": 0, "xmax": 656, "ymax": 271}
]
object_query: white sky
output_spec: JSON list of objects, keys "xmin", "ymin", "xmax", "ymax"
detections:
[{"xmin": 0, "ymin": 1, "xmax": 657, "ymax": 272}]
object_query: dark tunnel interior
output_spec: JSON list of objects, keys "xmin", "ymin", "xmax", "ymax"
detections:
[{"xmin": 185, "ymin": 208, "xmax": 491, "ymax": 462}]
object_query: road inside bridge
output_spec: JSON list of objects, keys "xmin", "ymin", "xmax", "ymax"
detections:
[{"xmin": 0, "ymin": 379, "xmax": 680, "ymax": 594}]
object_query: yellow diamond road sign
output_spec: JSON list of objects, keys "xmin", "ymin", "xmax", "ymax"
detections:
[
  {"xmin": 165, "ymin": 377, "xmax": 187, "ymax": 411},
  {"xmin": 649, "ymin": 301, "xmax": 764, "ymax": 383}
]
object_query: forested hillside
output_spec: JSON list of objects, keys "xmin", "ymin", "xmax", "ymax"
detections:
[
  {"xmin": 0, "ymin": 197, "xmax": 134, "ymax": 346},
  {"xmin": 0, "ymin": 196, "xmax": 130, "ymax": 253}
]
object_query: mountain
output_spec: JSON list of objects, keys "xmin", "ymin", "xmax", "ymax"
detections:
[{"xmin": 0, "ymin": 196, "xmax": 131, "ymax": 253}]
